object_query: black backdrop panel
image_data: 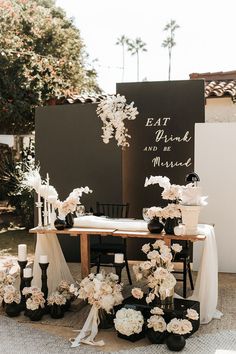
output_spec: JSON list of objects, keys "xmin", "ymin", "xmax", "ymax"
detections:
[
  {"xmin": 117, "ymin": 80, "xmax": 205, "ymax": 259},
  {"xmin": 117, "ymin": 80, "xmax": 205, "ymax": 217},
  {"xmin": 35, "ymin": 103, "xmax": 122, "ymax": 261}
]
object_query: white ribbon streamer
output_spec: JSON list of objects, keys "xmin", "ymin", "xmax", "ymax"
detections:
[{"xmin": 70, "ymin": 305, "xmax": 105, "ymax": 347}]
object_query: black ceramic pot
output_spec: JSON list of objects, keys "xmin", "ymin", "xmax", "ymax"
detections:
[
  {"xmin": 166, "ymin": 333, "xmax": 186, "ymax": 351},
  {"xmin": 54, "ymin": 217, "xmax": 66, "ymax": 230},
  {"xmin": 65, "ymin": 213, "xmax": 74, "ymax": 228},
  {"xmin": 27, "ymin": 307, "xmax": 44, "ymax": 321},
  {"xmin": 117, "ymin": 329, "xmax": 145, "ymax": 342},
  {"xmin": 98, "ymin": 308, "xmax": 114, "ymax": 329},
  {"xmin": 164, "ymin": 217, "xmax": 179, "ymax": 235},
  {"xmin": 146, "ymin": 328, "xmax": 167, "ymax": 344},
  {"xmin": 50, "ymin": 304, "xmax": 64, "ymax": 319},
  {"xmin": 5, "ymin": 302, "xmax": 21, "ymax": 317},
  {"xmin": 62, "ymin": 299, "xmax": 71, "ymax": 312},
  {"xmin": 148, "ymin": 217, "xmax": 164, "ymax": 234}
]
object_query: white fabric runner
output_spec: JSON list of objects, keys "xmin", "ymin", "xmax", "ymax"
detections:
[
  {"xmin": 32, "ymin": 233, "xmax": 74, "ymax": 294},
  {"xmin": 74, "ymin": 215, "xmax": 148, "ymax": 231},
  {"xmin": 188, "ymin": 224, "xmax": 222, "ymax": 324}
]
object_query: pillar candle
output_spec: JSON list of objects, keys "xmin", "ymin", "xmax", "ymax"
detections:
[
  {"xmin": 114, "ymin": 253, "xmax": 124, "ymax": 263},
  {"xmin": 39, "ymin": 255, "xmax": 48, "ymax": 264},
  {"xmin": 18, "ymin": 244, "xmax": 27, "ymax": 261},
  {"xmin": 23, "ymin": 268, "xmax": 32, "ymax": 278}
]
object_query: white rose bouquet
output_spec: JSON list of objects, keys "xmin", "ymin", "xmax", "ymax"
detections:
[
  {"xmin": 0, "ymin": 267, "xmax": 19, "ymax": 306},
  {"xmin": 167, "ymin": 318, "xmax": 193, "ymax": 335},
  {"xmin": 71, "ymin": 271, "xmax": 124, "ymax": 347},
  {"xmin": 114, "ymin": 308, "xmax": 144, "ymax": 336},
  {"xmin": 3, "ymin": 285, "xmax": 21, "ymax": 305},
  {"xmin": 78, "ymin": 271, "xmax": 123, "ymax": 314},
  {"xmin": 57, "ymin": 280, "xmax": 79, "ymax": 302},
  {"xmin": 47, "ymin": 291, "xmax": 67, "ymax": 306},
  {"xmin": 132, "ymin": 240, "xmax": 182, "ymax": 305},
  {"xmin": 22, "ymin": 286, "xmax": 45, "ymax": 310},
  {"xmin": 146, "ymin": 206, "xmax": 164, "ymax": 220}
]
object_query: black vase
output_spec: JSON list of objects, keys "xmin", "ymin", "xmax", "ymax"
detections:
[
  {"xmin": 148, "ymin": 217, "xmax": 164, "ymax": 234},
  {"xmin": 50, "ymin": 304, "xmax": 64, "ymax": 319},
  {"xmin": 5, "ymin": 302, "xmax": 21, "ymax": 317},
  {"xmin": 98, "ymin": 308, "xmax": 114, "ymax": 329},
  {"xmin": 146, "ymin": 328, "xmax": 167, "ymax": 344},
  {"xmin": 65, "ymin": 213, "xmax": 74, "ymax": 228},
  {"xmin": 117, "ymin": 329, "xmax": 145, "ymax": 342},
  {"xmin": 164, "ymin": 217, "xmax": 179, "ymax": 235},
  {"xmin": 62, "ymin": 299, "xmax": 71, "ymax": 312},
  {"xmin": 166, "ymin": 333, "xmax": 186, "ymax": 351},
  {"xmin": 54, "ymin": 217, "xmax": 66, "ymax": 230},
  {"xmin": 27, "ymin": 307, "xmax": 44, "ymax": 321}
]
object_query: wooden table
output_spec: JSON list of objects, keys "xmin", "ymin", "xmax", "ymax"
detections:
[{"xmin": 29, "ymin": 227, "xmax": 206, "ymax": 279}]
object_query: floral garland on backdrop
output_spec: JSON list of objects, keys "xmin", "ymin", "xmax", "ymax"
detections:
[{"xmin": 96, "ymin": 94, "xmax": 139, "ymax": 148}]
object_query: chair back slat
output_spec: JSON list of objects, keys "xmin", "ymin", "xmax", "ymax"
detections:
[{"xmin": 96, "ymin": 202, "xmax": 129, "ymax": 218}]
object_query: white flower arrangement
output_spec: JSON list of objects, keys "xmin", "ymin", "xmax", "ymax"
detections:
[
  {"xmin": 144, "ymin": 175, "xmax": 208, "ymax": 206},
  {"xmin": 147, "ymin": 314, "xmax": 167, "ymax": 332},
  {"xmin": 133, "ymin": 240, "xmax": 182, "ymax": 304},
  {"xmin": 186, "ymin": 308, "xmax": 199, "ymax": 321},
  {"xmin": 96, "ymin": 94, "xmax": 138, "ymax": 148},
  {"xmin": 47, "ymin": 291, "xmax": 67, "ymax": 306},
  {"xmin": 167, "ymin": 318, "xmax": 193, "ymax": 335},
  {"xmin": 162, "ymin": 204, "xmax": 181, "ymax": 219},
  {"xmin": 0, "ymin": 268, "xmax": 19, "ymax": 306},
  {"xmin": 22, "ymin": 286, "xmax": 45, "ymax": 310},
  {"xmin": 78, "ymin": 272, "xmax": 123, "ymax": 314},
  {"xmin": 114, "ymin": 308, "xmax": 144, "ymax": 336},
  {"xmin": 3, "ymin": 285, "xmax": 21, "ymax": 304},
  {"xmin": 146, "ymin": 206, "xmax": 164, "ymax": 220},
  {"xmin": 55, "ymin": 186, "xmax": 92, "ymax": 219},
  {"xmin": 57, "ymin": 280, "xmax": 79, "ymax": 301}
]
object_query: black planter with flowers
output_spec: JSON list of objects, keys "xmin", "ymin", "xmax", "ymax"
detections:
[
  {"xmin": 5, "ymin": 302, "xmax": 21, "ymax": 317},
  {"xmin": 148, "ymin": 217, "xmax": 164, "ymax": 234},
  {"xmin": 146, "ymin": 328, "xmax": 167, "ymax": 344},
  {"xmin": 164, "ymin": 217, "xmax": 179, "ymax": 235}
]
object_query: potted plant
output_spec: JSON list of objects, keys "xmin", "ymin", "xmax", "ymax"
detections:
[
  {"xmin": 57, "ymin": 280, "xmax": 79, "ymax": 311},
  {"xmin": 47, "ymin": 291, "xmax": 66, "ymax": 318},
  {"xmin": 3, "ymin": 285, "xmax": 21, "ymax": 317},
  {"xmin": 146, "ymin": 306, "xmax": 167, "ymax": 344}
]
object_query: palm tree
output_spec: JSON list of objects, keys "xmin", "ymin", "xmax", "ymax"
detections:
[
  {"xmin": 162, "ymin": 19, "xmax": 180, "ymax": 80},
  {"xmin": 116, "ymin": 35, "xmax": 129, "ymax": 82},
  {"xmin": 127, "ymin": 37, "xmax": 147, "ymax": 81}
]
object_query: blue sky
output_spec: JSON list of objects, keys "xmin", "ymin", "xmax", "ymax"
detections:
[{"xmin": 56, "ymin": 0, "xmax": 236, "ymax": 93}]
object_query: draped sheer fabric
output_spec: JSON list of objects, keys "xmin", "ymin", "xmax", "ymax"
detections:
[{"xmin": 32, "ymin": 233, "xmax": 74, "ymax": 294}]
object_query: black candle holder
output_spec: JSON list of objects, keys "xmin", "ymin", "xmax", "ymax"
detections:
[
  {"xmin": 39, "ymin": 262, "xmax": 49, "ymax": 300},
  {"xmin": 18, "ymin": 260, "xmax": 28, "ymax": 293},
  {"xmin": 23, "ymin": 276, "xmax": 33, "ymax": 288}
]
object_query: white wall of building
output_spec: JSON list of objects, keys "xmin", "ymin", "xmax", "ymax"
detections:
[
  {"xmin": 206, "ymin": 97, "xmax": 236, "ymax": 122},
  {"xmin": 194, "ymin": 123, "xmax": 236, "ymax": 273}
]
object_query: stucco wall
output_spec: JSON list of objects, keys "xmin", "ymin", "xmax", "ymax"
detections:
[{"xmin": 205, "ymin": 97, "xmax": 236, "ymax": 122}]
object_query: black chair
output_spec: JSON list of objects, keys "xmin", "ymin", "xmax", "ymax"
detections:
[
  {"xmin": 90, "ymin": 202, "xmax": 132, "ymax": 284},
  {"xmin": 172, "ymin": 240, "xmax": 194, "ymax": 298}
]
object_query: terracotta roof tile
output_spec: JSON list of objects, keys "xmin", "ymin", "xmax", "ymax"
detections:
[{"xmin": 205, "ymin": 80, "xmax": 236, "ymax": 100}]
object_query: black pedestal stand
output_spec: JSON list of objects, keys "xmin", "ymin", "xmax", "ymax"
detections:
[
  {"xmin": 17, "ymin": 260, "xmax": 28, "ymax": 311},
  {"xmin": 39, "ymin": 262, "xmax": 49, "ymax": 313}
]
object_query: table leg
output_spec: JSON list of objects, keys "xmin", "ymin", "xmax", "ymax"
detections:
[
  {"xmin": 164, "ymin": 237, "xmax": 171, "ymax": 248},
  {"xmin": 80, "ymin": 233, "xmax": 90, "ymax": 279}
]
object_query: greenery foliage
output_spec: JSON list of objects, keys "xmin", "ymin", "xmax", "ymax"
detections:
[
  {"xmin": 0, "ymin": 140, "xmax": 35, "ymax": 229},
  {"xmin": 0, "ymin": 0, "xmax": 100, "ymax": 134}
]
